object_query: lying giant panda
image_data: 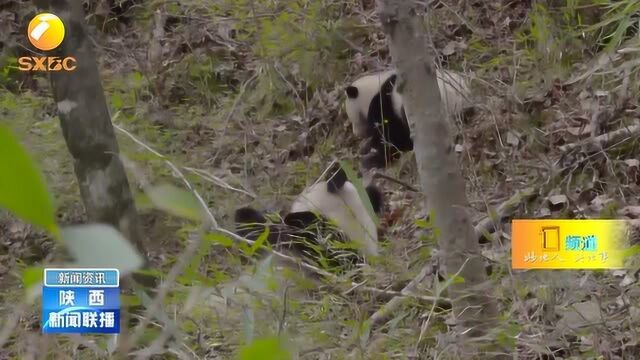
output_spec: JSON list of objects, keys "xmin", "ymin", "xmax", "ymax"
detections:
[
  {"xmin": 345, "ymin": 69, "xmax": 471, "ymax": 169},
  {"xmin": 234, "ymin": 163, "xmax": 384, "ymax": 270}
]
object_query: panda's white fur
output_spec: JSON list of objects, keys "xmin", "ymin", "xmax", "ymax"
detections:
[
  {"xmin": 290, "ymin": 180, "xmax": 379, "ymax": 257},
  {"xmin": 345, "ymin": 68, "xmax": 470, "ymax": 138}
]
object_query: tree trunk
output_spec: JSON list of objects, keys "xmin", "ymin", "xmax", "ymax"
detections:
[
  {"xmin": 376, "ymin": 0, "xmax": 498, "ymax": 345},
  {"xmin": 32, "ymin": 0, "xmax": 147, "ymax": 261},
  {"xmin": 32, "ymin": 1, "xmax": 153, "ymax": 351}
]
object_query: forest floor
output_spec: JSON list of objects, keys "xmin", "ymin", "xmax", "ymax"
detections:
[{"xmin": 1, "ymin": 0, "xmax": 639, "ymax": 359}]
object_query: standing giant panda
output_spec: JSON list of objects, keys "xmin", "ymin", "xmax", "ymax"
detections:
[
  {"xmin": 234, "ymin": 163, "xmax": 384, "ymax": 270},
  {"xmin": 345, "ymin": 69, "xmax": 471, "ymax": 169}
]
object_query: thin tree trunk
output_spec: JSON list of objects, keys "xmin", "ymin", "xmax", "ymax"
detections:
[
  {"xmin": 376, "ymin": 0, "xmax": 499, "ymax": 348},
  {"xmin": 32, "ymin": 0, "xmax": 152, "ymax": 352},
  {"xmin": 33, "ymin": 0, "xmax": 147, "ymax": 259}
]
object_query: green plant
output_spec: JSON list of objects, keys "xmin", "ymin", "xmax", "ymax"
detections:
[{"xmin": 0, "ymin": 125, "xmax": 144, "ymax": 291}]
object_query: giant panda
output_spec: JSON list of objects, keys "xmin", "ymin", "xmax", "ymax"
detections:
[
  {"xmin": 234, "ymin": 163, "xmax": 384, "ymax": 271},
  {"xmin": 345, "ymin": 69, "xmax": 471, "ymax": 169}
]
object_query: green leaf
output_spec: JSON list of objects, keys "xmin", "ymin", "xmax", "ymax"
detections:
[
  {"xmin": 247, "ymin": 226, "xmax": 269, "ymax": 256},
  {"xmin": 0, "ymin": 125, "xmax": 58, "ymax": 236},
  {"xmin": 61, "ymin": 223, "xmax": 144, "ymax": 276},
  {"xmin": 111, "ymin": 92, "xmax": 123, "ymax": 110},
  {"xmin": 237, "ymin": 337, "xmax": 292, "ymax": 360},
  {"xmin": 146, "ymin": 183, "xmax": 204, "ymax": 222},
  {"xmin": 22, "ymin": 265, "xmax": 44, "ymax": 289},
  {"xmin": 338, "ymin": 160, "xmax": 379, "ymax": 226},
  {"xmin": 204, "ymin": 232, "xmax": 234, "ymax": 247},
  {"xmin": 130, "ymin": 71, "xmax": 144, "ymax": 88},
  {"xmin": 414, "ymin": 219, "xmax": 430, "ymax": 229},
  {"xmin": 181, "ymin": 235, "xmax": 215, "ymax": 286}
]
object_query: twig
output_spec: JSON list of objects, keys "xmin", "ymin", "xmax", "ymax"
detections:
[
  {"xmin": 559, "ymin": 124, "xmax": 640, "ymax": 153},
  {"xmin": 372, "ymin": 171, "xmax": 420, "ymax": 192},
  {"xmin": 277, "ymin": 286, "xmax": 290, "ymax": 336},
  {"xmin": 114, "ymin": 120, "xmax": 249, "ymax": 207},
  {"xmin": 183, "ymin": 166, "xmax": 256, "ymax": 198}
]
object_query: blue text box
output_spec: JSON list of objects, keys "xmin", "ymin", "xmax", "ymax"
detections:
[{"xmin": 44, "ymin": 268, "xmax": 119, "ymax": 287}]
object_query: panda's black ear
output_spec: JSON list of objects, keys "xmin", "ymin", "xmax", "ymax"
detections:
[
  {"xmin": 365, "ymin": 184, "xmax": 384, "ymax": 215},
  {"xmin": 326, "ymin": 164, "xmax": 348, "ymax": 193},
  {"xmin": 346, "ymin": 86, "xmax": 359, "ymax": 99},
  {"xmin": 235, "ymin": 207, "xmax": 267, "ymax": 224}
]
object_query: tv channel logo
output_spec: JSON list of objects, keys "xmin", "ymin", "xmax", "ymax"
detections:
[
  {"xmin": 28, "ymin": 13, "xmax": 65, "ymax": 51},
  {"xmin": 41, "ymin": 268, "xmax": 120, "ymax": 334},
  {"xmin": 18, "ymin": 13, "xmax": 77, "ymax": 72}
]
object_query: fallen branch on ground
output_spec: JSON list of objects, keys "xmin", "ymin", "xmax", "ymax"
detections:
[
  {"xmin": 559, "ymin": 124, "xmax": 640, "ymax": 153},
  {"xmin": 372, "ymin": 171, "xmax": 421, "ymax": 192}
]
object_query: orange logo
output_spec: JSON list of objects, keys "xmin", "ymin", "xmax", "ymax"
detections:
[
  {"xmin": 18, "ymin": 13, "xmax": 76, "ymax": 72},
  {"xmin": 27, "ymin": 13, "xmax": 65, "ymax": 51}
]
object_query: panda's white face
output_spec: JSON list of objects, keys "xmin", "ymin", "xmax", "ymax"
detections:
[
  {"xmin": 345, "ymin": 70, "xmax": 396, "ymax": 138},
  {"xmin": 290, "ymin": 180, "xmax": 379, "ymax": 257}
]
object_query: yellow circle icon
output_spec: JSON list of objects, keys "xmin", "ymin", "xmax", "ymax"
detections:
[{"xmin": 27, "ymin": 13, "xmax": 65, "ymax": 51}]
